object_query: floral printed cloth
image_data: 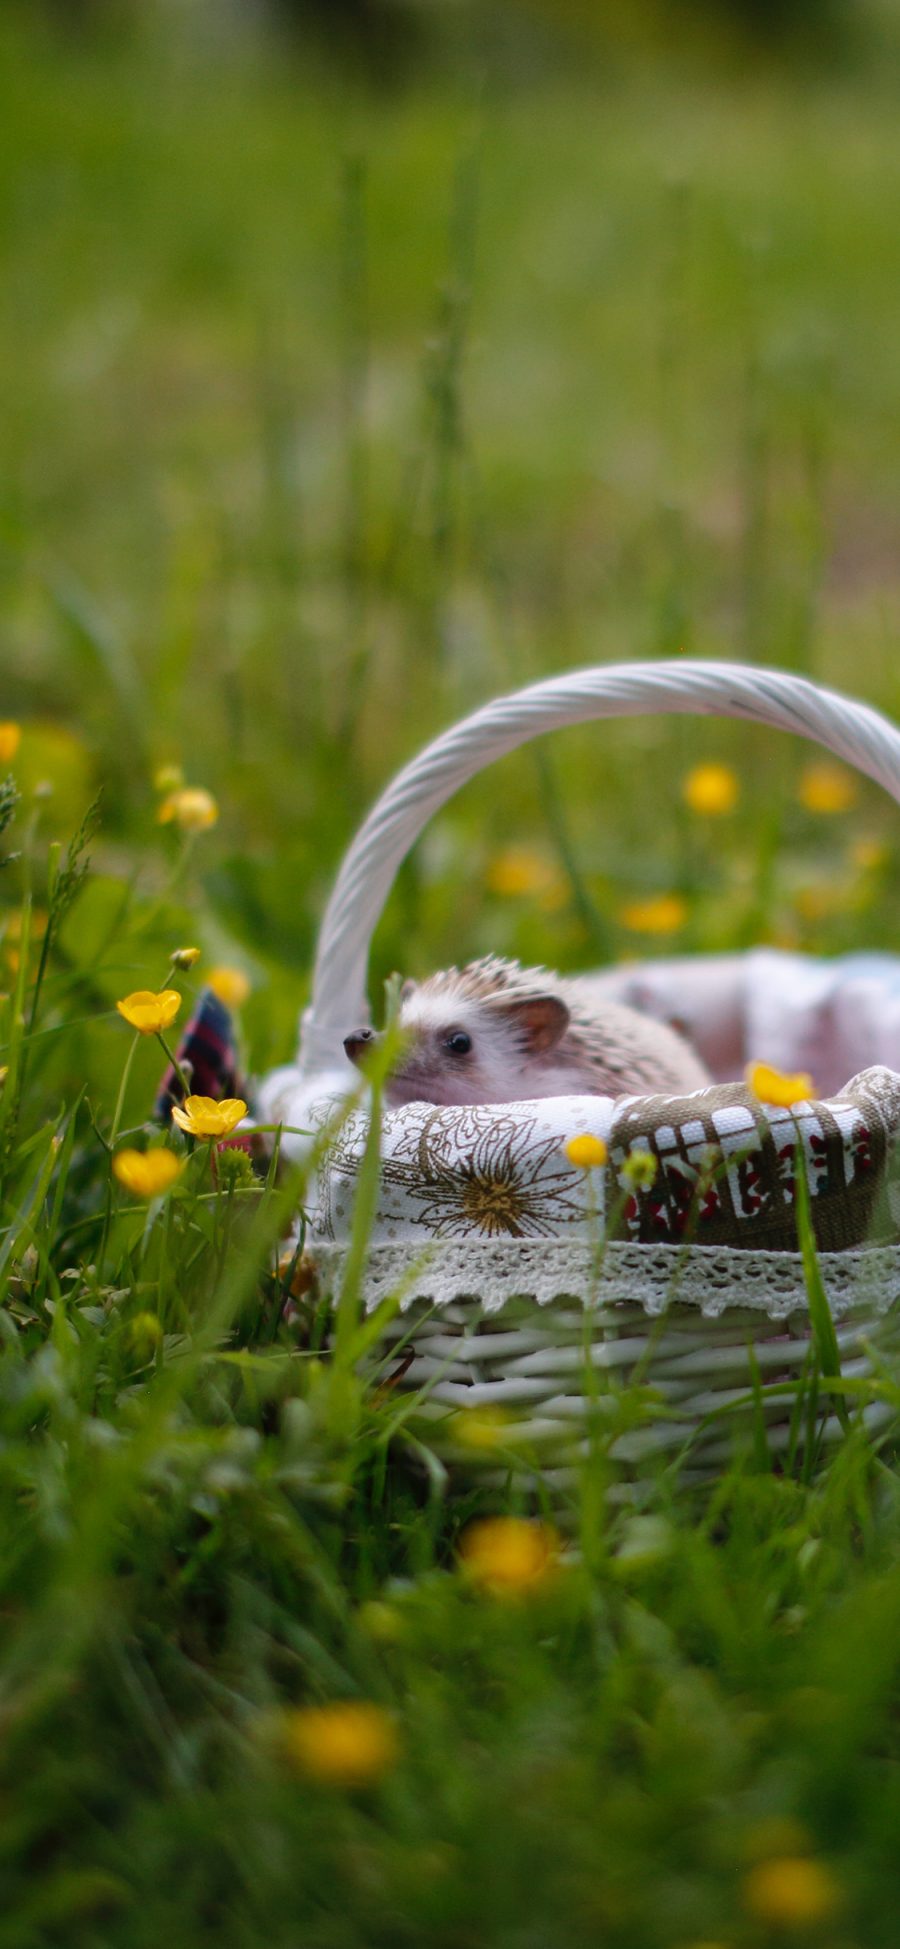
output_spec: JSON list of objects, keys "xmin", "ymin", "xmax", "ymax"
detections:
[{"xmin": 313, "ymin": 1065, "xmax": 900, "ymax": 1255}]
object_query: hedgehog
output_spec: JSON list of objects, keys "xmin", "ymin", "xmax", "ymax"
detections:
[{"xmin": 343, "ymin": 956, "xmax": 710, "ymax": 1107}]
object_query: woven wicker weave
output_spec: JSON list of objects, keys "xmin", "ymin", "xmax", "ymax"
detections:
[{"xmin": 259, "ymin": 661, "xmax": 900, "ymax": 1469}]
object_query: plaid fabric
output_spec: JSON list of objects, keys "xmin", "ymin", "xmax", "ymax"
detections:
[
  {"xmin": 154, "ymin": 989, "xmax": 244, "ymax": 1122},
  {"xmin": 608, "ymin": 1065, "xmax": 900, "ymax": 1252}
]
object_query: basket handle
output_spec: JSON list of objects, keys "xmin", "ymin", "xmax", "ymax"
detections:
[{"xmin": 299, "ymin": 659, "xmax": 900, "ymax": 1079}]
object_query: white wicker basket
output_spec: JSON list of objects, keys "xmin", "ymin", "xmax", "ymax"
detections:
[{"xmin": 261, "ymin": 660, "xmax": 900, "ymax": 1474}]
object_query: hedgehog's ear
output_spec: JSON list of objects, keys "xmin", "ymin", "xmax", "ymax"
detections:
[
  {"xmin": 497, "ymin": 994, "xmax": 570, "ymax": 1055},
  {"xmin": 400, "ymin": 979, "xmax": 417, "ymax": 1003}
]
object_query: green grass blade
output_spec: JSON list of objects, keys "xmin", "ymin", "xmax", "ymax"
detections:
[{"xmin": 794, "ymin": 1139, "xmax": 850, "ymax": 1434}]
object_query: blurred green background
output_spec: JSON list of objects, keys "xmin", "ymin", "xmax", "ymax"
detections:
[
  {"xmin": 2, "ymin": 0, "xmax": 900, "ymax": 1108},
  {"xmin": 5, "ymin": 13, "xmax": 900, "ymax": 1949}
]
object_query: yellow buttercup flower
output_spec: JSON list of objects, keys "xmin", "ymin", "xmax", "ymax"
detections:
[
  {"xmin": 486, "ymin": 846, "xmax": 567, "ymax": 911},
  {"xmin": 459, "ymin": 1517, "xmax": 559, "ymax": 1599},
  {"xmin": 743, "ymin": 1856, "xmax": 841, "ymax": 1928},
  {"xmin": 618, "ymin": 893, "xmax": 687, "ymax": 935},
  {"xmin": 281, "ymin": 1702, "xmax": 398, "ymax": 1788},
  {"xmin": 115, "ymin": 989, "xmax": 182, "ymax": 1035},
  {"xmin": 0, "ymin": 1066, "xmax": 8, "ymax": 1088},
  {"xmin": 682, "ymin": 762, "xmax": 739, "ymax": 815},
  {"xmin": 746, "ymin": 1061, "xmax": 814, "ymax": 1109},
  {"xmin": 171, "ymin": 1094, "xmax": 248, "ymax": 1139},
  {"xmin": 171, "ymin": 945, "xmax": 201, "ymax": 970},
  {"xmin": 0, "ymin": 723, "xmax": 21, "ymax": 764},
  {"xmin": 157, "ymin": 786, "xmax": 219, "ymax": 833},
  {"xmin": 207, "ymin": 966, "xmax": 251, "ymax": 1008},
  {"xmin": 564, "ymin": 1133, "xmax": 609, "ymax": 1170},
  {"xmin": 797, "ymin": 762, "xmax": 857, "ymax": 815},
  {"xmin": 113, "ymin": 1149, "xmax": 183, "ymax": 1198}
]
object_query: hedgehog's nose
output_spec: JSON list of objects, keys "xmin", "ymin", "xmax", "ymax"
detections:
[{"xmin": 344, "ymin": 1028, "xmax": 379, "ymax": 1066}]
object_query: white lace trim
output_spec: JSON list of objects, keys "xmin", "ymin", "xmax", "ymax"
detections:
[{"xmin": 306, "ymin": 1236, "xmax": 900, "ymax": 1321}]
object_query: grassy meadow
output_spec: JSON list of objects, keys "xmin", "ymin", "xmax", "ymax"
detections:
[{"xmin": 3, "ymin": 4, "xmax": 900, "ymax": 1943}]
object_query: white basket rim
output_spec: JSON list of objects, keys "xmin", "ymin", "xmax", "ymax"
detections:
[{"xmin": 300, "ymin": 659, "xmax": 900, "ymax": 1081}]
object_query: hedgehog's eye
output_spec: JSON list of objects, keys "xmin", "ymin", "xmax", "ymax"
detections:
[{"xmin": 445, "ymin": 1030, "xmax": 472, "ymax": 1057}]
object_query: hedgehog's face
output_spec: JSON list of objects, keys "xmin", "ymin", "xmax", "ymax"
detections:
[{"xmin": 368, "ymin": 981, "xmax": 572, "ymax": 1106}]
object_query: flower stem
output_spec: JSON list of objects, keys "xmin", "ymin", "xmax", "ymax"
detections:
[
  {"xmin": 137, "ymin": 833, "xmax": 197, "ymax": 937},
  {"xmin": 156, "ymin": 1031, "xmax": 192, "ymax": 1104},
  {"xmin": 110, "ymin": 1031, "xmax": 141, "ymax": 1148},
  {"xmin": 102, "ymin": 1033, "xmax": 142, "ymax": 1272}
]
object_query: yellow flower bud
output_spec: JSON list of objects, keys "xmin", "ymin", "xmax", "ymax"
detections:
[
  {"xmin": 172, "ymin": 946, "xmax": 201, "ymax": 970},
  {"xmin": 564, "ymin": 1133, "xmax": 608, "ymax": 1171},
  {"xmin": 0, "ymin": 722, "xmax": 21, "ymax": 764},
  {"xmin": 127, "ymin": 1312, "xmax": 164, "ymax": 1360},
  {"xmin": 115, "ymin": 990, "xmax": 182, "ymax": 1035},
  {"xmin": 621, "ymin": 1148, "xmax": 659, "ymax": 1188},
  {"xmin": 357, "ymin": 1600, "xmax": 407, "ymax": 1644},
  {"xmin": 153, "ymin": 762, "xmax": 184, "ymax": 793}
]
